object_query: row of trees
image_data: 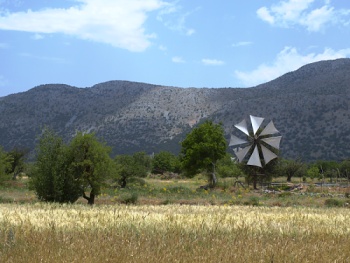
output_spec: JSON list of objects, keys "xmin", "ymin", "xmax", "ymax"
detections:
[
  {"xmin": 25, "ymin": 121, "xmax": 228, "ymax": 205},
  {"xmin": 28, "ymin": 127, "xmax": 198, "ymax": 205},
  {"xmin": 1, "ymin": 120, "xmax": 350, "ymax": 204}
]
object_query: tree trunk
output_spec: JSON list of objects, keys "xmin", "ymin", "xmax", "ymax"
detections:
[
  {"xmin": 88, "ymin": 193, "xmax": 95, "ymax": 205},
  {"xmin": 209, "ymin": 162, "xmax": 217, "ymax": 188},
  {"xmin": 83, "ymin": 191, "xmax": 95, "ymax": 205},
  {"xmin": 12, "ymin": 171, "xmax": 18, "ymax": 180},
  {"xmin": 287, "ymin": 174, "xmax": 292, "ymax": 182},
  {"xmin": 211, "ymin": 172, "xmax": 217, "ymax": 187},
  {"xmin": 120, "ymin": 177, "xmax": 127, "ymax": 188},
  {"xmin": 253, "ymin": 174, "xmax": 258, "ymax": 190}
]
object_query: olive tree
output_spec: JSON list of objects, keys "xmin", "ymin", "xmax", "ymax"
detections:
[
  {"xmin": 6, "ymin": 148, "xmax": 28, "ymax": 180},
  {"xmin": 180, "ymin": 120, "xmax": 227, "ymax": 187},
  {"xmin": 152, "ymin": 151, "xmax": 180, "ymax": 174},
  {"xmin": 30, "ymin": 129, "xmax": 81, "ymax": 203},
  {"xmin": 31, "ymin": 130, "xmax": 115, "ymax": 205},
  {"xmin": 216, "ymin": 153, "xmax": 242, "ymax": 179},
  {"xmin": 115, "ymin": 152, "xmax": 152, "ymax": 188},
  {"xmin": 68, "ymin": 132, "xmax": 115, "ymax": 205},
  {"xmin": 277, "ymin": 158, "xmax": 306, "ymax": 182},
  {"xmin": 0, "ymin": 146, "xmax": 11, "ymax": 183}
]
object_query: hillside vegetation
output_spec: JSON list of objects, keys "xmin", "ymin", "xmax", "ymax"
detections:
[{"xmin": 1, "ymin": 58, "xmax": 350, "ymax": 161}]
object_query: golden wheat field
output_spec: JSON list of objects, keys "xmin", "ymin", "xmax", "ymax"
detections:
[{"xmin": 0, "ymin": 203, "xmax": 350, "ymax": 263}]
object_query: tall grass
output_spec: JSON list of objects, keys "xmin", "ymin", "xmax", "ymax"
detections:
[{"xmin": 1, "ymin": 203, "xmax": 350, "ymax": 262}]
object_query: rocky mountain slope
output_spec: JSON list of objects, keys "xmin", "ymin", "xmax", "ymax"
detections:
[{"xmin": 1, "ymin": 58, "xmax": 350, "ymax": 162}]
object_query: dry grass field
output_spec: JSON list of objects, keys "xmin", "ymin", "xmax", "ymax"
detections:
[{"xmin": 1, "ymin": 203, "xmax": 350, "ymax": 262}]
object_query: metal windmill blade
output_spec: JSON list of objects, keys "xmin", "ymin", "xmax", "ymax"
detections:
[{"xmin": 229, "ymin": 115, "xmax": 282, "ymax": 168}]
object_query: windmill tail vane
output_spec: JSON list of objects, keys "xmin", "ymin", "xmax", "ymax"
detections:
[{"xmin": 229, "ymin": 115, "xmax": 282, "ymax": 168}]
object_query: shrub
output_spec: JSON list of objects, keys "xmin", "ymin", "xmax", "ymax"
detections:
[
  {"xmin": 244, "ymin": 196, "xmax": 260, "ymax": 206},
  {"xmin": 127, "ymin": 177, "xmax": 147, "ymax": 187},
  {"xmin": 0, "ymin": 195, "xmax": 12, "ymax": 203},
  {"xmin": 324, "ymin": 198, "xmax": 344, "ymax": 207},
  {"xmin": 119, "ymin": 192, "xmax": 139, "ymax": 204},
  {"xmin": 278, "ymin": 192, "xmax": 292, "ymax": 198}
]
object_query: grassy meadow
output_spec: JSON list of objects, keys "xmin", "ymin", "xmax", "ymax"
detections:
[
  {"xmin": 1, "ymin": 176, "xmax": 350, "ymax": 262},
  {"xmin": 1, "ymin": 203, "xmax": 350, "ymax": 262}
]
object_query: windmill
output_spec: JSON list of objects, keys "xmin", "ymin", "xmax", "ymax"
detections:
[{"xmin": 229, "ymin": 115, "xmax": 282, "ymax": 168}]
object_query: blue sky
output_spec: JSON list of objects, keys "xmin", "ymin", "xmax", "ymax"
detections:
[{"xmin": 1, "ymin": 0, "xmax": 350, "ymax": 97}]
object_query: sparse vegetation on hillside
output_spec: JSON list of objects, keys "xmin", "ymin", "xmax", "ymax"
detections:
[{"xmin": 1, "ymin": 59, "xmax": 350, "ymax": 161}]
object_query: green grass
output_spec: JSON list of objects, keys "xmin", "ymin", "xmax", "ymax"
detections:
[{"xmin": 1, "ymin": 175, "xmax": 350, "ymax": 208}]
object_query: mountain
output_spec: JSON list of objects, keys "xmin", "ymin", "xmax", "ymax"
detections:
[{"xmin": 1, "ymin": 58, "xmax": 350, "ymax": 162}]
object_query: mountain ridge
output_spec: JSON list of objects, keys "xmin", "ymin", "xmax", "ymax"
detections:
[{"xmin": 1, "ymin": 58, "xmax": 350, "ymax": 162}]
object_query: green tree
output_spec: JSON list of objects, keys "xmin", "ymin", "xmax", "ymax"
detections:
[
  {"xmin": 132, "ymin": 152, "xmax": 152, "ymax": 178},
  {"xmin": 216, "ymin": 153, "xmax": 242, "ymax": 179},
  {"xmin": 69, "ymin": 132, "xmax": 115, "ymax": 205},
  {"xmin": 30, "ymin": 129, "xmax": 81, "ymax": 203},
  {"xmin": 0, "ymin": 147, "xmax": 11, "ymax": 183},
  {"xmin": 306, "ymin": 165, "xmax": 319, "ymax": 181},
  {"xmin": 315, "ymin": 160, "xmax": 338, "ymax": 174},
  {"xmin": 180, "ymin": 120, "xmax": 227, "ymax": 187},
  {"xmin": 31, "ymin": 130, "xmax": 115, "ymax": 205},
  {"xmin": 339, "ymin": 160, "xmax": 350, "ymax": 181},
  {"xmin": 115, "ymin": 154, "xmax": 135, "ymax": 188},
  {"xmin": 314, "ymin": 160, "xmax": 339, "ymax": 182},
  {"xmin": 6, "ymin": 148, "xmax": 28, "ymax": 180},
  {"xmin": 152, "ymin": 151, "xmax": 180, "ymax": 174},
  {"xmin": 277, "ymin": 158, "xmax": 306, "ymax": 182},
  {"xmin": 114, "ymin": 152, "xmax": 151, "ymax": 188}
]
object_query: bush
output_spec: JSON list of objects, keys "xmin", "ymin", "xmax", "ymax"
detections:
[
  {"xmin": 152, "ymin": 151, "xmax": 180, "ymax": 174},
  {"xmin": 0, "ymin": 195, "xmax": 12, "ymax": 203},
  {"xmin": 324, "ymin": 198, "xmax": 344, "ymax": 207},
  {"xmin": 244, "ymin": 196, "xmax": 260, "ymax": 206},
  {"xmin": 127, "ymin": 177, "xmax": 147, "ymax": 187},
  {"xmin": 278, "ymin": 192, "xmax": 292, "ymax": 198},
  {"xmin": 119, "ymin": 192, "xmax": 139, "ymax": 204}
]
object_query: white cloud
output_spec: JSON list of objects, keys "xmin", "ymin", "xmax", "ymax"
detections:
[
  {"xmin": 256, "ymin": 7, "xmax": 275, "ymax": 24},
  {"xmin": 201, "ymin": 59, "xmax": 225, "ymax": 66},
  {"xmin": 159, "ymin": 44, "xmax": 167, "ymax": 51},
  {"xmin": 234, "ymin": 46, "xmax": 350, "ymax": 86},
  {"xmin": 232, "ymin": 41, "xmax": 253, "ymax": 47},
  {"xmin": 257, "ymin": 0, "xmax": 349, "ymax": 31},
  {"xmin": 32, "ymin": 33, "xmax": 44, "ymax": 40},
  {"xmin": 0, "ymin": 0, "xmax": 166, "ymax": 52},
  {"xmin": 172, "ymin": 56, "xmax": 185, "ymax": 63},
  {"xmin": 301, "ymin": 5, "xmax": 334, "ymax": 31},
  {"xmin": 186, "ymin": 28, "xmax": 195, "ymax": 36},
  {"xmin": 157, "ymin": 3, "xmax": 197, "ymax": 36}
]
